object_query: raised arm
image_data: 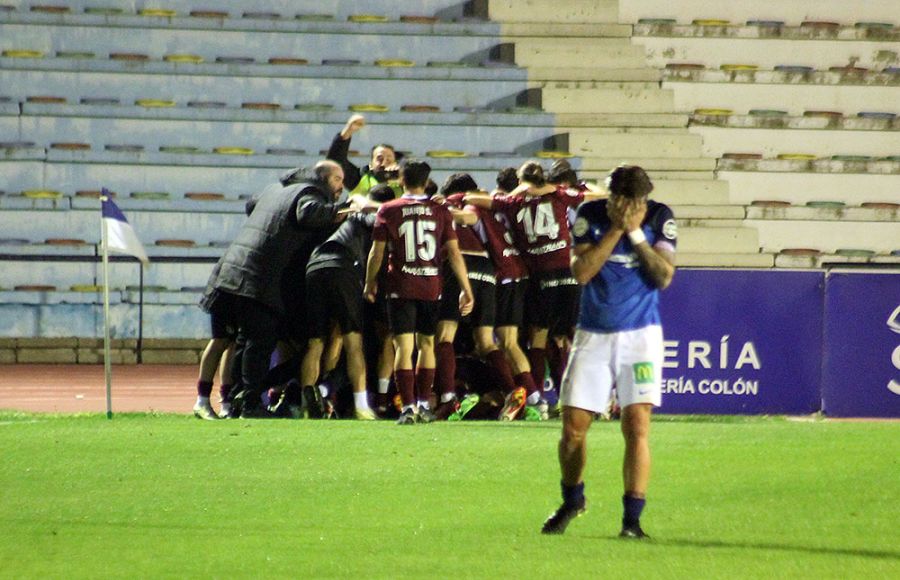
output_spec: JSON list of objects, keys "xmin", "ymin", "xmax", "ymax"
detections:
[
  {"xmin": 571, "ymin": 231, "xmax": 623, "ymax": 285},
  {"xmin": 622, "ymin": 200, "xmax": 675, "ymax": 290}
]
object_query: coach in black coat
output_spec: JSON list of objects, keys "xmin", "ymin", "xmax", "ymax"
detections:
[{"xmin": 201, "ymin": 160, "xmax": 358, "ymax": 416}]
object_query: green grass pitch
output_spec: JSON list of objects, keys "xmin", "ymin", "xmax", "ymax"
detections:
[{"xmin": 0, "ymin": 413, "xmax": 897, "ymax": 578}]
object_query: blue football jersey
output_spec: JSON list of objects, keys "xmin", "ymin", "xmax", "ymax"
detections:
[{"xmin": 571, "ymin": 199, "xmax": 677, "ymax": 332}]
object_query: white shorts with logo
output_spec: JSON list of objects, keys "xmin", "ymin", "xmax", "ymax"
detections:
[{"xmin": 560, "ymin": 325, "xmax": 663, "ymax": 413}]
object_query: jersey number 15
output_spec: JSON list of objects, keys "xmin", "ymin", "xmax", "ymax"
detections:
[{"xmin": 399, "ymin": 219, "xmax": 437, "ymax": 262}]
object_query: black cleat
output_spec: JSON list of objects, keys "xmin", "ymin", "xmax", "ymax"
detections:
[
  {"xmin": 619, "ymin": 525, "xmax": 650, "ymax": 539},
  {"xmin": 396, "ymin": 408, "xmax": 418, "ymax": 425},
  {"xmin": 417, "ymin": 405, "xmax": 436, "ymax": 424},
  {"xmin": 303, "ymin": 385, "xmax": 325, "ymax": 419},
  {"xmin": 540, "ymin": 499, "xmax": 586, "ymax": 534}
]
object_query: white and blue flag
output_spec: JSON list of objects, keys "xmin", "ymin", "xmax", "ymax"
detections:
[{"xmin": 100, "ymin": 189, "xmax": 149, "ymax": 266}]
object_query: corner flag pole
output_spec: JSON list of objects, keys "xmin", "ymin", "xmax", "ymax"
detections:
[{"xmin": 100, "ymin": 195, "xmax": 113, "ymax": 419}]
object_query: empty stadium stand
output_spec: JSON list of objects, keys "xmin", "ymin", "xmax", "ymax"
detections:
[{"xmin": 0, "ymin": 0, "xmax": 898, "ymax": 352}]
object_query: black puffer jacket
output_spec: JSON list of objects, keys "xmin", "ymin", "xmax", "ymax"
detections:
[{"xmin": 203, "ymin": 178, "xmax": 343, "ymax": 315}]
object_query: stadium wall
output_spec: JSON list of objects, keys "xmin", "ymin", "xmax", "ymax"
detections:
[{"xmin": 0, "ymin": 267, "xmax": 897, "ymax": 418}]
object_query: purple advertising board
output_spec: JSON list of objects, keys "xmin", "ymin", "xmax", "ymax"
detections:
[
  {"xmin": 822, "ymin": 270, "xmax": 900, "ymax": 418},
  {"xmin": 657, "ymin": 269, "xmax": 822, "ymax": 414}
]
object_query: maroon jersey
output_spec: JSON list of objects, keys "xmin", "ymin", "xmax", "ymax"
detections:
[
  {"xmin": 443, "ymin": 193, "xmax": 487, "ymax": 256},
  {"xmin": 480, "ymin": 208, "xmax": 528, "ymax": 282},
  {"xmin": 491, "ymin": 186, "xmax": 584, "ymax": 273},
  {"xmin": 373, "ymin": 194, "xmax": 457, "ymax": 301}
]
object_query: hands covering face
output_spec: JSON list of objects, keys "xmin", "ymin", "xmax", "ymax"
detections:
[{"xmin": 609, "ymin": 195, "xmax": 647, "ymax": 232}]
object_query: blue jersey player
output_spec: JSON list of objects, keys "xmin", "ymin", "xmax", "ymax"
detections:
[{"xmin": 541, "ymin": 165, "xmax": 677, "ymax": 538}]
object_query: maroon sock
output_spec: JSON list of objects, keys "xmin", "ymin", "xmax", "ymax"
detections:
[
  {"xmin": 434, "ymin": 342, "xmax": 456, "ymax": 397},
  {"xmin": 219, "ymin": 383, "xmax": 233, "ymax": 402},
  {"xmin": 527, "ymin": 348, "xmax": 546, "ymax": 392},
  {"xmin": 415, "ymin": 368, "xmax": 436, "ymax": 404},
  {"xmin": 515, "ymin": 372, "xmax": 538, "ymax": 397},
  {"xmin": 395, "ymin": 369, "xmax": 415, "ymax": 407},
  {"xmin": 197, "ymin": 380, "xmax": 213, "ymax": 398},
  {"xmin": 486, "ymin": 349, "xmax": 516, "ymax": 394}
]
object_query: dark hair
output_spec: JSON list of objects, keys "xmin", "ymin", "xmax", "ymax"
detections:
[
  {"xmin": 370, "ymin": 143, "xmax": 395, "ymax": 156},
  {"xmin": 517, "ymin": 160, "xmax": 545, "ymax": 186},
  {"xmin": 440, "ymin": 172, "xmax": 479, "ymax": 196},
  {"xmin": 606, "ymin": 165, "xmax": 653, "ymax": 199},
  {"xmin": 495, "ymin": 167, "xmax": 519, "ymax": 193},
  {"xmin": 548, "ymin": 159, "xmax": 578, "ymax": 186},
  {"xmin": 425, "ymin": 179, "xmax": 438, "ymax": 196},
  {"xmin": 368, "ymin": 183, "xmax": 395, "ymax": 203},
  {"xmin": 400, "ymin": 159, "xmax": 432, "ymax": 190}
]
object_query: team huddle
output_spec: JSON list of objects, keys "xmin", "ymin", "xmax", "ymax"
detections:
[{"xmin": 194, "ymin": 114, "xmax": 678, "ymax": 538}]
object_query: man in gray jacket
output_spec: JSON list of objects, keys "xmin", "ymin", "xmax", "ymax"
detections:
[{"xmin": 201, "ymin": 160, "xmax": 365, "ymax": 417}]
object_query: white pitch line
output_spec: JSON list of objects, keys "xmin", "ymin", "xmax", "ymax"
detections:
[{"xmin": 0, "ymin": 420, "xmax": 43, "ymax": 426}]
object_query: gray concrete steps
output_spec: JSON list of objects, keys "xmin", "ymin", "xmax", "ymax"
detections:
[{"xmin": 485, "ymin": 0, "xmax": 619, "ymax": 23}]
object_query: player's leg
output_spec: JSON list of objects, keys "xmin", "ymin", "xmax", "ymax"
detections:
[
  {"xmin": 392, "ymin": 331, "xmax": 417, "ymax": 424},
  {"xmin": 434, "ymin": 273, "xmax": 460, "ymax": 419},
  {"xmin": 433, "ymin": 319, "xmax": 460, "ymax": 419},
  {"xmin": 375, "ymin": 321, "xmax": 395, "ymax": 416},
  {"xmin": 413, "ymin": 300, "xmax": 439, "ymax": 423},
  {"xmin": 390, "ymin": 298, "xmax": 418, "ymax": 424},
  {"xmin": 316, "ymin": 324, "xmax": 344, "ymax": 415},
  {"xmin": 541, "ymin": 406, "xmax": 593, "ymax": 534},
  {"xmin": 620, "ymin": 403, "xmax": 652, "ymax": 538},
  {"xmin": 216, "ymin": 341, "xmax": 236, "ymax": 418},
  {"xmin": 614, "ymin": 325, "xmax": 663, "ymax": 539},
  {"xmin": 343, "ymin": 331, "xmax": 375, "ymax": 420},
  {"xmin": 542, "ymin": 329, "xmax": 612, "ymax": 534},
  {"xmin": 194, "ymin": 336, "xmax": 229, "ymax": 419}
]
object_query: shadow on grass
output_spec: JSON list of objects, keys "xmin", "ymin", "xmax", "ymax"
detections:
[{"xmin": 583, "ymin": 535, "xmax": 900, "ymax": 561}]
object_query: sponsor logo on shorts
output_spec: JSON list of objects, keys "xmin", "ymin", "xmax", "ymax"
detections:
[{"xmin": 633, "ymin": 362, "xmax": 654, "ymax": 385}]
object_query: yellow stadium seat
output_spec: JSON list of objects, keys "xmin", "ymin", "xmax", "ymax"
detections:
[
  {"xmin": 427, "ymin": 150, "xmax": 467, "ymax": 158},
  {"xmin": 348, "ymin": 14, "xmax": 389, "ymax": 23},
  {"xmin": 136, "ymin": 99, "xmax": 176, "ymax": 108},
  {"xmin": 536, "ymin": 151, "xmax": 574, "ymax": 159},
  {"xmin": 375, "ymin": 59, "xmax": 415, "ymax": 67},
  {"xmin": 164, "ymin": 54, "xmax": 204, "ymax": 64},
  {"xmin": 139, "ymin": 9, "xmax": 177, "ymax": 17},
  {"xmin": 2, "ymin": 50, "xmax": 44, "ymax": 58},
  {"xmin": 213, "ymin": 147, "xmax": 254, "ymax": 155},
  {"xmin": 23, "ymin": 189, "xmax": 63, "ymax": 199},
  {"xmin": 349, "ymin": 104, "xmax": 389, "ymax": 113},
  {"xmin": 694, "ymin": 108, "xmax": 733, "ymax": 115},
  {"xmin": 776, "ymin": 153, "xmax": 817, "ymax": 160},
  {"xmin": 720, "ymin": 64, "xmax": 759, "ymax": 71}
]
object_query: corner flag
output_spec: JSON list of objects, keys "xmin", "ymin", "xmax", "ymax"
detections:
[{"xmin": 101, "ymin": 190, "xmax": 149, "ymax": 266}]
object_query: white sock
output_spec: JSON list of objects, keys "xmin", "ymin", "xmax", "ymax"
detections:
[
  {"xmin": 417, "ymin": 400, "xmax": 430, "ymax": 410},
  {"xmin": 527, "ymin": 391, "xmax": 541, "ymax": 406},
  {"xmin": 440, "ymin": 392, "xmax": 456, "ymax": 403},
  {"xmin": 196, "ymin": 396, "xmax": 210, "ymax": 406},
  {"xmin": 354, "ymin": 391, "xmax": 370, "ymax": 410},
  {"xmin": 377, "ymin": 378, "xmax": 390, "ymax": 394},
  {"xmin": 402, "ymin": 404, "xmax": 416, "ymax": 414},
  {"xmin": 318, "ymin": 384, "xmax": 329, "ymax": 398}
]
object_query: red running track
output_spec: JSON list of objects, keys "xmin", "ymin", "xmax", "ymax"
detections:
[{"xmin": 0, "ymin": 365, "xmax": 198, "ymax": 414}]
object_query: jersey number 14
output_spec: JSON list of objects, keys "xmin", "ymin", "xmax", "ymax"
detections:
[{"xmin": 517, "ymin": 202, "xmax": 560, "ymax": 243}]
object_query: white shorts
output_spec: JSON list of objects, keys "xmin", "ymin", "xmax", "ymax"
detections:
[{"xmin": 559, "ymin": 325, "xmax": 663, "ymax": 413}]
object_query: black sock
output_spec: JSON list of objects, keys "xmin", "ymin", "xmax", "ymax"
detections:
[
  {"xmin": 622, "ymin": 494, "xmax": 645, "ymax": 528},
  {"xmin": 561, "ymin": 481, "xmax": 585, "ymax": 507}
]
